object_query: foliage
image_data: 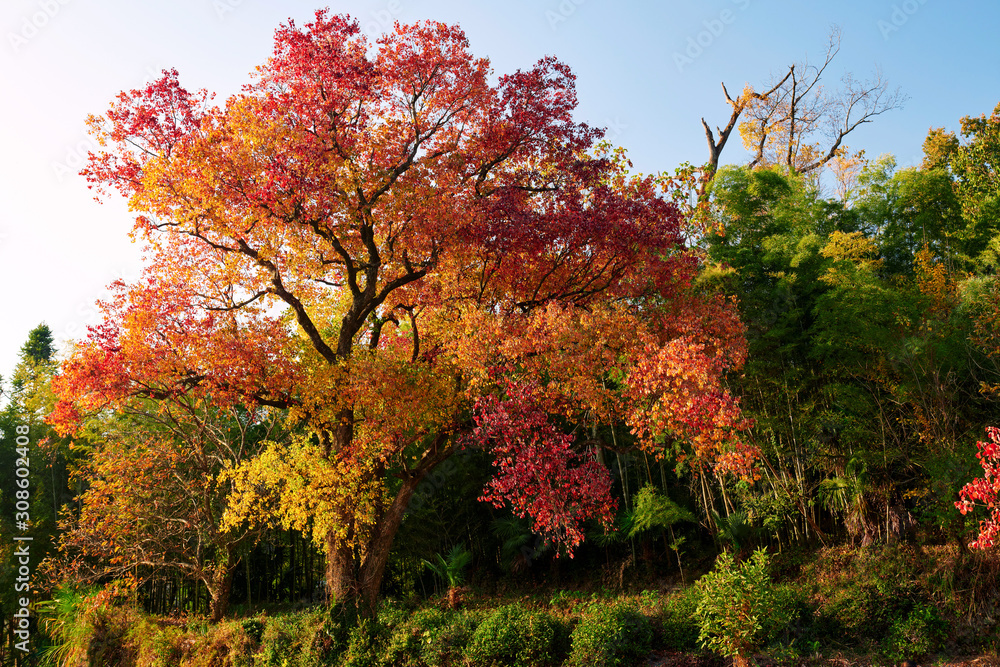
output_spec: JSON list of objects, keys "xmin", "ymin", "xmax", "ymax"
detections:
[
  {"xmin": 38, "ymin": 591, "xmax": 138, "ymax": 667},
  {"xmin": 711, "ymin": 510, "xmax": 754, "ymax": 553},
  {"xmin": 799, "ymin": 545, "xmax": 957, "ymax": 655},
  {"xmin": 694, "ymin": 548, "xmax": 786, "ymax": 665},
  {"xmin": 36, "ymin": 585, "xmax": 102, "ymax": 667},
  {"xmin": 464, "ymin": 603, "xmax": 567, "ymax": 667},
  {"xmin": 950, "ymin": 102, "xmax": 1000, "ymax": 265},
  {"xmin": 128, "ymin": 620, "xmax": 185, "ymax": 667},
  {"xmin": 255, "ymin": 608, "xmax": 339, "ymax": 667},
  {"xmin": 422, "ymin": 543, "xmax": 473, "ymax": 596},
  {"xmin": 381, "ymin": 605, "xmax": 480, "ymax": 667},
  {"xmin": 473, "ymin": 382, "xmax": 617, "ymax": 552},
  {"xmin": 490, "ymin": 516, "xmax": 551, "ymax": 573},
  {"xmin": 20, "ymin": 322, "xmax": 55, "ymax": 365},
  {"xmin": 50, "ymin": 404, "xmax": 278, "ymax": 622},
  {"xmin": 340, "ymin": 616, "xmax": 393, "ymax": 667},
  {"xmin": 882, "ymin": 602, "xmax": 947, "ymax": 664},
  {"xmin": 625, "ymin": 485, "xmax": 696, "ymax": 537},
  {"xmin": 58, "ymin": 9, "xmax": 753, "ymax": 614},
  {"xmin": 706, "ymin": 157, "xmax": 993, "ymax": 550},
  {"xmin": 22, "ymin": 18, "xmax": 1000, "ymax": 666},
  {"xmin": 659, "ymin": 587, "xmax": 701, "ymax": 650},
  {"xmin": 955, "ymin": 426, "xmax": 1000, "ymax": 549},
  {"xmin": 566, "ymin": 602, "xmax": 653, "ymax": 667}
]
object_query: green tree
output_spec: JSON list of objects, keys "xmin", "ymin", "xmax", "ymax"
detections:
[
  {"xmin": 950, "ymin": 102, "xmax": 1000, "ymax": 266},
  {"xmin": 705, "ymin": 161, "xmax": 993, "ymax": 548},
  {"xmin": 0, "ymin": 324, "xmax": 72, "ymax": 660},
  {"xmin": 20, "ymin": 323, "xmax": 54, "ymax": 365},
  {"xmin": 705, "ymin": 167, "xmax": 849, "ymax": 545}
]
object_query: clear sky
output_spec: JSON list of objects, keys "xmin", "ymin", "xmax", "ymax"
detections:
[{"xmin": 1, "ymin": 0, "xmax": 998, "ymax": 382}]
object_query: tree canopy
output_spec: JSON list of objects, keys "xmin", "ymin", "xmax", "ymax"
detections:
[{"xmin": 51, "ymin": 11, "xmax": 752, "ymax": 615}]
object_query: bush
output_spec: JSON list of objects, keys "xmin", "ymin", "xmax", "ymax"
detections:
[
  {"xmin": 38, "ymin": 587, "xmax": 138, "ymax": 667},
  {"xmin": 382, "ymin": 606, "xmax": 480, "ymax": 667},
  {"xmin": 465, "ymin": 603, "xmax": 566, "ymax": 667},
  {"xmin": 659, "ymin": 588, "xmax": 700, "ymax": 651},
  {"xmin": 808, "ymin": 546, "xmax": 945, "ymax": 652},
  {"xmin": 341, "ymin": 617, "xmax": 391, "ymax": 667},
  {"xmin": 567, "ymin": 602, "xmax": 652, "ymax": 667},
  {"xmin": 241, "ymin": 618, "xmax": 265, "ymax": 644},
  {"xmin": 883, "ymin": 603, "xmax": 947, "ymax": 664},
  {"xmin": 256, "ymin": 609, "xmax": 339, "ymax": 667},
  {"xmin": 129, "ymin": 620, "xmax": 184, "ymax": 667},
  {"xmin": 695, "ymin": 548, "xmax": 789, "ymax": 666},
  {"xmin": 181, "ymin": 620, "xmax": 258, "ymax": 667}
]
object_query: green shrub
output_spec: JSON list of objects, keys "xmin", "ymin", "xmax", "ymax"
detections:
[
  {"xmin": 241, "ymin": 618, "xmax": 265, "ymax": 644},
  {"xmin": 695, "ymin": 548, "xmax": 789, "ymax": 666},
  {"xmin": 37, "ymin": 587, "xmax": 140, "ymax": 667},
  {"xmin": 809, "ymin": 546, "xmax": 940, "ymax": 651},
  {"xmin": 181, "ymin": 620, "xmax": 257, "ymax": 667},
  {"xmin": 883, "ymin": 603, "xmax": 947, "ymax": 663},
  {"xmin": 257, "ymin": 613, "xmax": 301, "ymax": 666},
  {"xmin": 383, "ymin": 606, "xmax": 480, "ymax": 667},
  {"xmin": 465, "ymin": 603, "xmax": 566, "ymax": 667},
  {"xmin": 129, "ymin": 620, "xmax": 184, "ymax": 667},
  {"xmin": 567, "ymin": 602, "xmax": 652, "ymax": 667},
  {"xmin": 341, "ymin": 617, "xmax": 391, "ymax": 667},
  {"xmin": 82, "ymin": 604, "xmax": 137, "ymax": 667},
  {"xmin": 256, "ymin": 609, "xmax": 339, "ymax": 667},
  {"xmin": 659, "ymin": 587, "xmax": 700, "ymax": 650}
]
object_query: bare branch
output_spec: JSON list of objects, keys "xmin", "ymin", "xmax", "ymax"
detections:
[
  {"xmin": 714, "ymin": 25, "xmax": 905, "ymax": 176},
  {"xmin": 701, "ymin": 68, "xmax": 794, "ymax": 186}
]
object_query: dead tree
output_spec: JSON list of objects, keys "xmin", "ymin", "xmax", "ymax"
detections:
[{"xmin": 701, "ymin": 27, "xmax": 905, "ymax": 187}]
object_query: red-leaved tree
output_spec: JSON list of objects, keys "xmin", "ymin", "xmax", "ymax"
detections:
[{"xmin": 51, "ymin": 11, "xmax": 754, "ymax": 615}]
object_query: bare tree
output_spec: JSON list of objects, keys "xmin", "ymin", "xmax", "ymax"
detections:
[
  {"xmin": 702, "ymin": 27, "xmax": 905, "ymax": 182},
  {"xmin": 701, "ymin": 71, "xmax": 792, "ymax": 180}
]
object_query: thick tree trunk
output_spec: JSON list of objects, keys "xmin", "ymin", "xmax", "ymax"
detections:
[
  {"xmin": 206, "ymin": 561, "xmax": 237, "ymax": 623},
  {"xmin": 355, "ymin": 475, "xmax": 425, "ymax": 617},
  {"xmin": 324, "ymin": 530, "xmax": 357, "ymax": 604}
]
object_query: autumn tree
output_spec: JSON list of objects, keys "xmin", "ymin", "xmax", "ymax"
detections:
[
  {"xmin": 51, "ymin": 402, "xmax": 281, "ymax": 622},
  {"xmin": 700, "ymin": 72, "xmax": 791, "ymax": 180},
  {"xmin": 54, "ymin": 12, "xmax": 753, "ymax": 615}
]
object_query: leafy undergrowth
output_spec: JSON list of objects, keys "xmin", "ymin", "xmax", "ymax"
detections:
[{"xmin": 39, "ymin": 546, "xmax": 1000, "ymax": 667}]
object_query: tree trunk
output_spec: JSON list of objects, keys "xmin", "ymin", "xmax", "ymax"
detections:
[
  {"xmin": 320, "ymin": 426, "xmax": 450, "ymax": 615},
  {"xmin": 355, "ymin": 475, "xmax": 425, "ymax": 617},
  {"xmin": 324, "ymin": 530, "xmax": 357, "ymax": 605},
  {"xmin": 207, "ymin": 567, "xmax": 235, "ymax": 623}
]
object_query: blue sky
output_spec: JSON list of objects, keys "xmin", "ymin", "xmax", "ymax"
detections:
[{"xmin": 1, "ymin": 0, "xmax": 998, "ymax": 381}]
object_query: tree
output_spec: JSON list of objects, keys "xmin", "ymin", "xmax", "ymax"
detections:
[
  {"xmin": 740, "ymin": 28, "xmax": 904, "ymax": 175},
  {"xmin": 704, "ymin": 161, "xmax": 993, "ymax": 549},
  {"xmin": 20, "ymin": 323, "xmax": 54, "ymax": 366},
  {"xmin": 1, "ymin": 325, "xmax": 78, "ymax": 659},
  {"xmin": 921, "ymin": 127, "xmax": 959, "ymax": 171},
  {"xmin": 55, "ymin": 11, "xmax": 753, "ymax": 615},
  {"xmin": 948, "ymin": 102, "xmax": 1000, "ymax": 266},
  {"xmin": 700, "ymin": 72, "xmax": 791, "ymax": 179},
  {"xmin": 52, "ymin": 404, "xmax": 280, "ymax": 622},
  {"xmin": 695, "ymin": 548, "xmax": 786, "ymax": 667},
  {"xmin": 702, "ymin": 28, "xmax": 903, "ymax": 180}
]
